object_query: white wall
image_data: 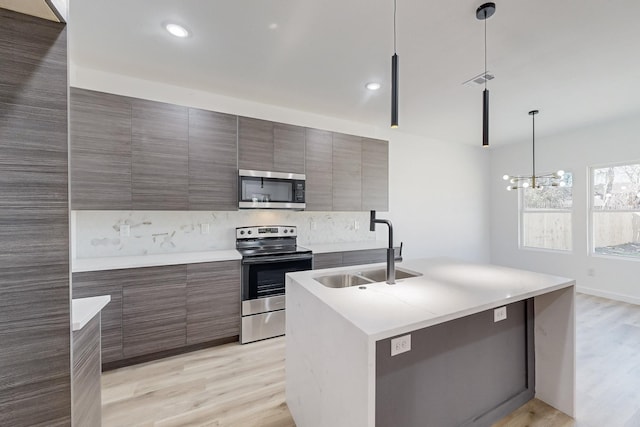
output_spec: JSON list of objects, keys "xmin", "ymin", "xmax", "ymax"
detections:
[
  {"xmin": 70, "ymin": 65, "xmax": 491, "ymax": 263},
  {"xmin": 490, "ymin": 113, "xmax": 640, "ymax": 304}
]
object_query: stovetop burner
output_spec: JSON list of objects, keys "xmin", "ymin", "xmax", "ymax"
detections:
[{"xmin": 236, "ymin": 225, "xmax": 310, "ymax": 258}]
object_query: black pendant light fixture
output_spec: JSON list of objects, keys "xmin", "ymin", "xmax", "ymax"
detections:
[
  {"xmin": 503, "ymin": 110, "xmax": 566, "ymax": 191},
  {"xmin": 391, "ymin": 0, "xmax": 399, "ymax": 128},
  {"xmin": 476, "ymin": 2, "xmax": 496, "ymax": 147}
]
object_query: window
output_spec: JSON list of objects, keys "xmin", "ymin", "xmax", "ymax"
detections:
[
  {"xmin": 591, "ymin": 163, "xmax": 640, "ymax": 258},
  {"xmin": 520, "ymin": 173, "xmax": 573, "ymax": 251}
]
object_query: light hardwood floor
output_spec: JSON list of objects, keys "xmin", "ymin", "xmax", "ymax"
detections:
[{"xmin": 102, "ymin": 293, "xmax": 640, "ymax": 426}]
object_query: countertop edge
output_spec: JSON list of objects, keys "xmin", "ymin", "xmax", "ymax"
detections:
[
  {"xmin": 72, "ymin": 295, "xmax": 111, "ymax": 331},
  {"xmin": 72, "ymin": 250, "xmax": 243, "ymax": 273}
]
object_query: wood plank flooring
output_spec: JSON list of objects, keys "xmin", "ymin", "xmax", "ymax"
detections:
[{"xmin": 102, "ymin": 293, "xmax": 640, "ymax": 427}]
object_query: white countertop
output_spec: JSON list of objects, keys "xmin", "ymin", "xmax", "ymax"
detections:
[
  {"xmin": 72, "ymin": 249, "xmax": 242, "ymax": 273},
  {"xmin": 72, "ymin": 295, "xmax": 111, "ymax": 331},
  {"xmin": 302, "ymin": 240, "xmax": 388, "ymax": 254},
  {"xmin": 287, "ymin": 257, "xmax": 575, "ymax": 341}
]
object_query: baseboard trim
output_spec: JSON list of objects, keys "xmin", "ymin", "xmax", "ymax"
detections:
[{"xmin": 577, "ymin": 287, "xmax": 640, "ymax": 306}]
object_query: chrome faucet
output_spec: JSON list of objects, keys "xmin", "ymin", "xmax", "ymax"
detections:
[{"xmin": 369, "ymin": 210, "xmax": 395, "ymax": 284}]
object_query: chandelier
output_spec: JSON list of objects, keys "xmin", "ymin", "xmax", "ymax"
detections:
[{"xmin": 503, "ymin": 110, "xmax": 566, "ymax": 191}]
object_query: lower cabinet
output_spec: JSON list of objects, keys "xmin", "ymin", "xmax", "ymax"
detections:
[
  {"xmin": 187, "ymin": 260, "xmax": 241, "ymax": 345},
  {"xmin": 72, "ymin": 260, "xmax": 241, "ymax": 367},
  {"xmin": 313, "ymin": 249, "xmax": 388, "ymax": 270},
  {"xmin": 122, "ymin": 266, "xmax": 187, "ymax": 358}
]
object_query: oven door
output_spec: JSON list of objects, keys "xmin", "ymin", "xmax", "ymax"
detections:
[{"xmin": 241, "ymin": 253, "xmax": 312, "ymax": 315}]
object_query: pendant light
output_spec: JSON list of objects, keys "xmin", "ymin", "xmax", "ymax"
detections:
[
  {"xmin": 476, "ymin": 3, "xmax": 496, "ymax": 147},
  {"xmin": 391, "ymin": 0, "xmax": 399, "ymax": 128},
  {"xmin": 503, "ymin": 110, "xmax": 566, "ymax": 191}
]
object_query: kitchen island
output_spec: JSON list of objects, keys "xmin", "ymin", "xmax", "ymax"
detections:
[{"xmin": 285, "ymin": 258, "xmax": 575, "ymax": 427}]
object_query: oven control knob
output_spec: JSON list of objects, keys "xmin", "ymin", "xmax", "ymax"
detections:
[
  {"xmin": 247, "ymin": 230, "xmax": 252, "ymax": 235},
  {"xmin": 240, "ymin": 230, "xmax": 245, "ymax": 235},
  {"xmin": 283, "ymin": 229, "xmax": 288, "ymax": 233},
  {"xmin": 290, "ymin": 228, "xmax": 295, "ymax": 234}
]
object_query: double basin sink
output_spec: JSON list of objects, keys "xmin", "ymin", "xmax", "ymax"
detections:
[{"xmin": 314, "ymin": 267, "xmax": 422, "ymax": 288}]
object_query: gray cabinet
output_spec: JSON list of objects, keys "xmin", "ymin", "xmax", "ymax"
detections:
[
  {"xmin": 239, "ymin": 117, "xmax": 306, "ymax": 173},
  {"xmin": 332, "ymin": 133, "xmax": 363, "ymax": 211},
  {"xmin": 70, "ymin": 88, "xmax": 133, "ymax": 210},
  {"xmin": 188, "ymin": 109, "xmax": 238, "ymax": 210},
  {"xmin": 305, "ymin": 129, "xmax": 333, "ymax": 211},
  {"xmin": 313, "ymin": 249, "xmax": 387, "ymax": 269},
  {"xmin": 72, "ymin": 315, "xmax": 102, "ymax": 427},
  {"xmin": 122, "ymin": 266, "xmax": 187, "ymax": 358},
  {"xmin": 186, "ymin": 261, "xmax": 241, "ymax": 345},
  {"xmin": 72, "ymin": 270, "xmax": 125, "ymax": 363},
  {"xmin": 238, "ymin": 117, "xmax": 274, "ymax": 171},
  {"xmin": 73, "ymin": 260, "xmax": 241, "ymax": 366},
  {"xmin": 362, "ymin": 138, "xmax": 389, "ymax": 211},
  {"xmin": 274, "ymin": 123, "xmax": 305, "ymax": 173},
  {"xmin": 131, "ymin": 99, "xmax": 189, "ymax": 210}
]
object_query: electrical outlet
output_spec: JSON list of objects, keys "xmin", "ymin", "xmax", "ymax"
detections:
[
  {"xmin": 119, "ymin": 224, "xmax": 130, "ymax": 237},
  {"xmin": 354, "ymin": 220, "xmax": 360, "ymax": 230},
  {"xmin": 494, "ymin": 306, "xmax": 507, "ymax": 322},
  {"xmin": 201, "ymin": 223, "xmax": 210, "ymax": 235},
  {"xmin": 391, "ymin": 334, "xmax": 411, "ymax": 356}
]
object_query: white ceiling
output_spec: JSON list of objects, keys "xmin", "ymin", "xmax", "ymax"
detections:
[{"xmin": 68, "ymin": 0, "xmax": 640, "ymax": 146}]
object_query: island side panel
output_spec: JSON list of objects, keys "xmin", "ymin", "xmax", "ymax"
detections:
[
  {"xmin": 375, "ymin": 299, "xmax": 534, "ymax": 427},
  {"xmin": 534, "ymin": 285, "xmax": 576, "ymax": 417},
  {"xmin": 286, "ymin": 276, "xmax": 371, "ymax": 427}
]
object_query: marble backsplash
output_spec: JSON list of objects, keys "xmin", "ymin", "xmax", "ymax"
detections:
[{"xmin": 72, "ymin": 210, "xmax": 377, "ymax": 258}]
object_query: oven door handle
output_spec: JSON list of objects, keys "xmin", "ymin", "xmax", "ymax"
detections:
[{"xmin": 242, "ymin": 253, "xmax": 313, "ymax": 264}]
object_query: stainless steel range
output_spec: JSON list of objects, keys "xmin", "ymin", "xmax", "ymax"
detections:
[{"xmin": 236, "ymin": 225, "xmax": 312, "ymax": 344}]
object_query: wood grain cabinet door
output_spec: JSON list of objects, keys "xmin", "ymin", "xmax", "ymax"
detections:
[
  {"xmin": 305, "ymin": 128, "xmax": 333, "ymax": 211},
  {"xmin": 122, "ymin": 266, "xmax": 187, "ymax": 358},
  {"xmin": 72, "ymin": 270, "xmax": 125, "ymax": 363},
  {"xmin": 274, "ymin": 123, "xmax": 305, "ymax": 174},
  {"xmin": 342, "ymin": 249, "xmax": 387, "ymax": 266},
  {"xmin": 313, "ymin": 252, "xmax": 344, "ymax": 269},
  {"xmin": 70, "ymin": 88, "xmax": 132, "ymax": 210},
  {"xmin": 131, "ymin": 99, "xmax": 189, "ymax": 210},
  {"xmin": 332, "ymin": 133, "xmax": 362, "ymax": 211},
  {"xmin": 188, "ymin": 108, "xmax": 238, "ymax": 210},
  {"xmin": 362, "ymin": 138, "xmax": 389, "ymax": 211},
  {"xmin": 186, "ymin": 261, "xmax": 241, "ymax": 345},
  {"xmin": 238, "ymin": 117, "xmax": 274, "ymax": 171}
]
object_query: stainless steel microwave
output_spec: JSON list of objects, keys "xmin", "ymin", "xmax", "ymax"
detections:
[{"xmin": 238, "ymin": 169, "xmax": 306, "ymax": 209}]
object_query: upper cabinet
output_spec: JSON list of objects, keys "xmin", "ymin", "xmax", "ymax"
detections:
[
  {"xmin": 274, "ymin": 123, "xmax": 305, "ymax": 174},
  {"xmin": 69, "ymin": 88, "xmax": 387, "ymax": 212},
  {"xmin": 362, "ymin": 138, "xmax": 389, "ymax": 211},
  {"xmin": 305, "ymin": 129, "xmax": 333, "ymax": 211},
  {"xmin": 238, "ymin": 117, "xmax": 305, "ymax": 173},
  {"xmin": 188, "ymin": 109, "xmax": 238, "ymax": 210},
  {"xmin": 131, "ymin": 99, "xmax": 189, "ymax": 210},
  {"xmin": 238, "ymin": 117, "xmax": 273, "ymax": 171},
  {"xmin": 70, "ymin": 88, "xmax": 132, "ymax": 210},
  {"xmin": 332, "ymin": 133, "xmax": 363, "ymax": 211}
]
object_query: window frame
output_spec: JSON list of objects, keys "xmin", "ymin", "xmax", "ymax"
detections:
[{"xmin": 589, "ymin": 160, "xmax": 640, "ymax": 261}]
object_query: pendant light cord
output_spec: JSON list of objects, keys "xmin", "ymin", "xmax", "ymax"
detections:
[
  {"xmin": 394, "ymin": 0, "xmax": 397, "ymax": 54},
  {"xmin": 532, "ymin": 113, "xmax": 536, "ymax": 185},
  {"xmin": 484, "ymin": 9, "xmax": 487, "ymax": 90}
]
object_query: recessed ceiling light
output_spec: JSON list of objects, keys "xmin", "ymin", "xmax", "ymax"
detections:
[
  {"xmin": 268, "ymin": 23, "xmax": 279, "ymax": 30},
  {"xmin": 365, "ymin": 82, "xmax": 381, "ymax": 91},
  {"xmin": 165, "ymin": 23, "xmax": 190, "ymax": 38}
]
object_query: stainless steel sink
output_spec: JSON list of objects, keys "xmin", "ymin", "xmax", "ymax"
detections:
[
  {"xmin": 359, "ymin": 267, "xmax": 422, "ymax": 283},
  {"xmin": 314, "ymin": 268, "xmax": 422, "ymax": 288},
  {"xmin": 314, "ymin": 273, "xmax": 372, "ymax": 288}
]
